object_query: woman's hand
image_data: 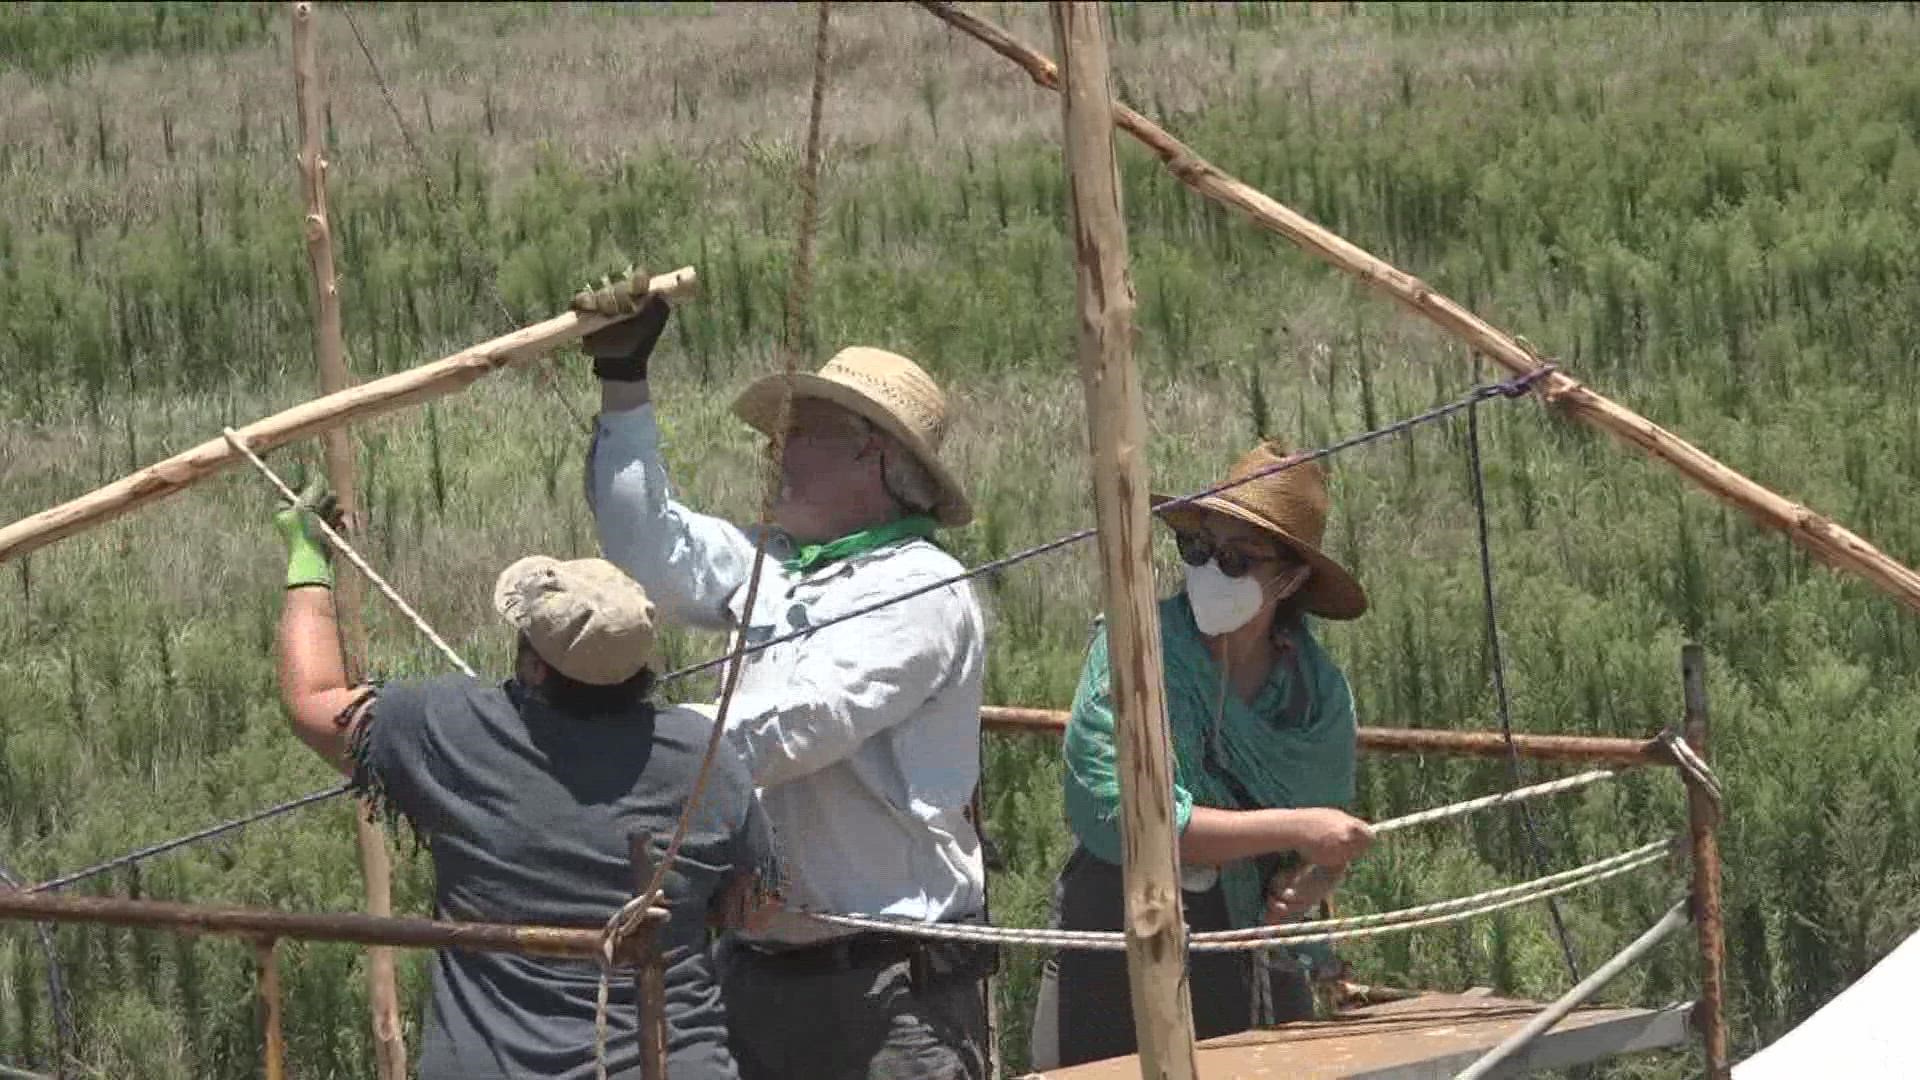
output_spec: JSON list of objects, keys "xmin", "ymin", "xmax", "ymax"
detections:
[
  {"xmin": 1276, "ymin": 807, "xmax": 1374, "ymax": 866},
  {"xmin": 1263, "ymin": 862, "xmax": 1349, "ymax": 923}
]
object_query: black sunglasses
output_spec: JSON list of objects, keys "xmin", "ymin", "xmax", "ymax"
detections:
[{"xmin": 1174, "ymin": 528, "xmax": 1286, "ymax": 579}]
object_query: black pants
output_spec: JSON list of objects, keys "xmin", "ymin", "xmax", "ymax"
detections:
[
  {"xmin": 1030, "ymin": 847, "xmax": 1315, "ymax": 1070},
  {"xmin": 720, "ymin": 934, "xmax": 990, "ymax": 1080}
]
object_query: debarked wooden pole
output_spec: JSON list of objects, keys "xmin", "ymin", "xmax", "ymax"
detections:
[
  {"xmin": 1053, "ymin": 2, "xmax": 1199, "ymax": 1076},
  {"xmin": 915, "ymin": 0, "xmax": 1920, "ymax": 617},
  {"xmin": 0, "ymin": 268, "xmax": 698, "ymax": 566},
  {"xmin": 288, "ymin": 4, "xmax": 407, "ymax": 1072}
]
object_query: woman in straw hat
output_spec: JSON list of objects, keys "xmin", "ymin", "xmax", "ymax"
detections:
[{"xmin": 1029, "ymin": 440, "xmax": 1375, "ymax": 1070}]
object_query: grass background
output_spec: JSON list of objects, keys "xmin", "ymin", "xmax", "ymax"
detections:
[{"xmin": 5, "ymin": 2, "xmax": 1920, "ymax": 1075}]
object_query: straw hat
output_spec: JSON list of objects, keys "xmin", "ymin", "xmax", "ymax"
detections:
[
  {"xmin": 733, "ymin": 347, "xmax": 972, "ymax": 526},
  {"xmin": 493, "ymin": 557, "xmax": 658, "ymax": 685},
  {"xmin": 1153, "ymin": 441, "xmax": 1368, "ymax": 620}
]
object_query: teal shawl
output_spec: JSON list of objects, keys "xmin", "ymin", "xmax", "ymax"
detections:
[{"xmin": 1063, "ymin": 594, "xmax": 1358, "ymax": 939}]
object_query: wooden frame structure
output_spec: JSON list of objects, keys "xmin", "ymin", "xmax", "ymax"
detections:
[{"xmin": 14, "ymin": 0, "xmax": 1920, "ymax": 1076}]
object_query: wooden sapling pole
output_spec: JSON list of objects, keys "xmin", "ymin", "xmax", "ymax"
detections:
[
  {"xmin": 915, "ymin": 0, "xmax": 1920, "ymax": 617},
  {"xmin": 1681, "ymin": 645, "xmax": 1731, "ymax": 1080},
  {"xmin": 629, "ymin": 832, "xmax": 669, "ymax": 1080},
  {"xmin": 289, "ymin": 5, "xmax": 407, "ymax": 1074},
  {"xmin": 1051, "ymin": 3, "xmax": 1198, "ymax": 1076},
  {"xmin": 0, "ymin": 267, "xmax": 696, "ymax": 566},
  {"xmin": 256, "ymin": 937, "xmax": 287, "ymax": 1080}
]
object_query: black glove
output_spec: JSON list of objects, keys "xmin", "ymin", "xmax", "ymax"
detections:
[{"xmin": 572, "ymin": 267, "xmax": 674, "ymax": 382}]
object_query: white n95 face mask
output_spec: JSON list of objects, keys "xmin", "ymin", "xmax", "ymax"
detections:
[{"xmin": 1184, "ymin": 559, "xmax": 1267, "ymax": 636}]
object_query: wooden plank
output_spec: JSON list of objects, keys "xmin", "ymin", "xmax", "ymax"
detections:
[
  {"xmin": 1032, "ymin": 994, "xmax": 1692, "ymax": 1079},
  {"xmin": 915, "ymin": 0, "xmax": 1920, "ymax": 616},
  {"xmin": 1051, "ymin": 2, "xmax": 1198, "ymax": 1077},
  {"xmin": 289, "ymin": 5, "xmax": 406, "ymax": 1075}
]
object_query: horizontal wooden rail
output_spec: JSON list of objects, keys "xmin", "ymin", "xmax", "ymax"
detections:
[
  {"xmin": 980, "ymin": 706, "xmax": 1666, "ymax": 767},
  {"xmin": 0, "ymin": 890, "xmax": 662, "ymax": 961}
]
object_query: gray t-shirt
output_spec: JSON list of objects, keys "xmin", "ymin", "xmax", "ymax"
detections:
[{"xmin": 356, "ymin": 674, "xmax": 773, "ymax": 1080}]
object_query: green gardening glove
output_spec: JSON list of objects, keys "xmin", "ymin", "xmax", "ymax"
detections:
[{"xmin": 273, "ymin": 470, "xmax": 340, "ymax": 590}]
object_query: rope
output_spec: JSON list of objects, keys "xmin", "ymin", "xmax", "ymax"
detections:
[
  {"xmin": 338, "ymin": 3, "xmax": 590, "ymax": 433},
  {"xmin": 29, "ymin": 370, "xmax": 1553, "ymax": 916},
  {"xmin": 1658, "ymin": 729, "xmax": 1724, "ymax": 815},
  {"xmin": 660, "ymin": 366, "xmax": 1559, "ymax": 686},
  {"xmin": 223, "ymin": 428, "xmax": 477, "ymax": 677},
  {"xmin": 1370, "ymin": 768, "xmax": 1615, "ymax": 837},
  {"xmin": 1466, "ymin": 392, "xmax": 1582, "ymax": 982},
  {"xmin": 24, "ymin": 783, "xmax": 352, "ymax": 894},
  {"xmin": 797, "ymin": 769, "xmax": 1635, "ymax": 948},
  {"xmin": 0, "ymin": 861, "xmax": 73, "ymax": 1070},
  {"xmin": 594, "ymin": 7, "xmax": 834, "ymax": 1075},
  {"xmin": 800, "ymin": 839, "xmax": 1674, "ymax": 952}
]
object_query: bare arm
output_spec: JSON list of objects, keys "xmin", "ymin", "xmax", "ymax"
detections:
[{"xmin": 276, "ymin": 585, "xmax": 370, "ymax": 776}]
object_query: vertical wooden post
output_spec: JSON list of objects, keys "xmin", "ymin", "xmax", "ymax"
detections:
[
  {"xmin": 256, "ymin": 937, "xmax": 287, "ymax": 1080},
  {"xmin": 629, "ymin": 832, "xmax": 669, "ymax": 1080},
  {"xmin": 1681, "ymin": 644, "xmax": 1730, "ymax": 1080},
  {"xmin": 1050, "ymin": 3, "xmax": 1199, "ymax": 1077},
  {"xmin": 290, "ymin": 5, "xmax": 408, "ymax": 1077}
]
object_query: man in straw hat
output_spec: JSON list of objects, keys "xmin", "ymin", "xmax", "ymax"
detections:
[
  {"xmin": 1029, "ymin": 440, "xmax": 1375, "ymax": 1069},
  {"xmin": 575, "ymin": 279, "xmax": 992, "ymax": 1078},
  {"xmin": 266, "ymin": 479, "xmax": 777, "ymax": 1079}
]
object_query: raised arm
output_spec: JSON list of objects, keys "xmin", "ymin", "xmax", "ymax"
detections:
[
  {"xmin": 269, "ymin": 487, "xmax": 368, "ymax": 775},
  {"xmin": 579, "ymin": 294, "xmax": 765, "ymax": 630}
]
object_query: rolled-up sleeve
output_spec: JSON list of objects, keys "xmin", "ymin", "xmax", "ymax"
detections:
[
  {"xmin": 586, "ymin": 401, "xmax": 761, "ymax": 630},
  {"xmin": 724, "ymin": 573, "xmax": 966, "ymax": 788},
  {"xmin": 1061, "ymin": 626, "xmax": 1195, "ymax": 866}
]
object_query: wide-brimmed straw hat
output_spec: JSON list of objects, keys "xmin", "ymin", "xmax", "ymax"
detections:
[
  {"xmin": 732, "ymin": 346, "xmax": 972, "ymax": 527},
  {"xmin": 1153, "ymin": 441, "xmax": 1368, "ymax": 620},
  {"xmin": 493, "ymin": 557, "xmax": 658, "ymax": 685}
]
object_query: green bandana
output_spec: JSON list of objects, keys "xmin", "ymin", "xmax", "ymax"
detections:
[{"xmin": 783, "ymin": 515, "xmax": 940, "ymax": 574}]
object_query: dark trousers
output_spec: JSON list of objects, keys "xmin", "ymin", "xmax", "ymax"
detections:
[
  {"xmin": 720, "ymin": 934, "xmax": 990, "ymax": 1080},
  {"xmin": 1030, "ymin": 847, "xmax": 1315, "ymax": 1070}
]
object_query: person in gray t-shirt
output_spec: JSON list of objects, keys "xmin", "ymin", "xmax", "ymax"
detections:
[{"xmin": 267, "ymin": 487, "xmax": 776, "ymax": 1079}]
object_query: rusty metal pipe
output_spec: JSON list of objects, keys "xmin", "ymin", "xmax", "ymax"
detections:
[
  {"xmin": 981, "ymin": 706, "xmax": 1666, "ymax": 767},
  {"xmin": 0, "ymin": 890, "xmax": 659, "ymax": 960}
]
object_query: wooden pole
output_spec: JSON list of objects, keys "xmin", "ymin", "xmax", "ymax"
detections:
[
  {"xmin": 916, "ymin": 0, "xmax": 1920, "ymax": 617},
  {"xmin": 1051, "ymin": 4, "xmax": 1198, "ymax": 1076},
  {"xmin": 255, "ymin": 937, "xmax": 287, "ymax": 1080},
  {"xmin": 1681, "ymin": 645, "xmax": 1731, "ymax": 1080},
  {"xmin": 289, "ymin": 5, "xmax": 405, "ymax": 1074},
  {"xmin": 628, "ymin": 832, "xmax": 669, "ymax": 1080},
  {"xmin": 0, "ymin": 267, "xmax": 696, "ymax": 566}
]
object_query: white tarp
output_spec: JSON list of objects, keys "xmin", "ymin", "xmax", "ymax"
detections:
[{"xmin": 1734, "ymin": 930, "xmax": 1920, "ymax": 1079}]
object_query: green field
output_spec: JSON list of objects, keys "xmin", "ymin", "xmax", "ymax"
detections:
[{"xmin": 5, "ymin": 2, "xmax": 1920, "ymax": 1076}]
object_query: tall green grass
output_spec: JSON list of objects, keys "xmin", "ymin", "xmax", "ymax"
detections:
[{"xmin": 4, "ymin": 3, "xmax": 1920, "ymax": 1076}]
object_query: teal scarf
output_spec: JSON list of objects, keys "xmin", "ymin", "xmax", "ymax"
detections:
[
  {"xmin": 1159, "ymin": 595, "xmax": 1357, "ymax": 933},
  {"xmin": 783, "ymin": 514, "xmax": 939, "ymax": 573}
]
